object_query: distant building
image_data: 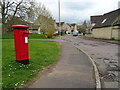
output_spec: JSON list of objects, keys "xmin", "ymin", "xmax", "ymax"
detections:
[
  {"xmin": 68, "ymin": 23, "xmax": 78, "ymax": 33},
  {"xmin": 91, "ymin": 9, "xmax": 120, "ymax": 40},
  {"xmin": 65, "ymin": 24, "xmax": 72, "ymax": 34},
  {"xmin": 28, "ymin": 24, "xmax": 40, "ymax": 34},
  {"xmin": 55, "ymin": 22, "xmax": 66, "ymax": 32},
  {"xmin": 55, "ymin": 22, "xmax": 73, "ymax": 34}
]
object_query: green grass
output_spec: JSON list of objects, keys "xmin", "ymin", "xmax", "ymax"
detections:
[
  {"xmin": 2, "ymin": 34, "xmax": 14, "ymax": 39},
  {"xmin": 2, "ymin": 34, "xmax": 55, "ymax": 39},
  {"xmin": 0, "ymin": 39, "xmax": 2, "ymax": 89},
  {"xmin": 28, "ymin": 34, "xmax": 55, "ymax": 39},
  {"xmin": 29, "ymin": 34, "xmax": 47, "ymax": 39},
  {"xmin": 2, "ymin": 40, "xmax": 60, "ymax": 88}
]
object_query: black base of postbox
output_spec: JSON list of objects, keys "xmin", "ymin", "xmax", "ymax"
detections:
[{"xmin": 16, "ymin": 59, "xmax": 29, "ymax": 65}]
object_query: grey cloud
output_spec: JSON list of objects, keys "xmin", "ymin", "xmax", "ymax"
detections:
[
  {"xmin": 38, "ymin": 0, "xmax": 119, "ymax": 24},
  {"xmin": 60, "ymin": 13, "xmax": 89, "ymax": 23}
]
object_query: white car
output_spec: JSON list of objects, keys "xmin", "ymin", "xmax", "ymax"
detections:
[{"xmin": 73, "ymin": 31, "xmax": 78, "ymax": 36}]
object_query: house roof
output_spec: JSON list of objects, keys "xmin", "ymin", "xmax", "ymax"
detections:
[
  {"xmin": 90, "ymin": 15, "xmax": 102, "ymax": 24},
  {"xmin": 112, "ymin": 16, "xmax": 120, "ymax": 26},
  {"xmin": 67, "ymin": 23, "xmax": 71, "ymax": 27},
  {"xmin": 28, "ymin": 24, "xmax": 40, "ymax": 30},
  {"xmin": 71, "ymin": 24, "xmax": 76, "ymax": 27},
  {"xmin": 56, "ymin": 22, "xmax": 65, "ymax": 26},
  {"xmin": 66, "ymin": 23, "xmax": 77, "ymax": 28},
  {"xmin": 92, "ymin": 8, "xmax": 120, "ymax": 28}
]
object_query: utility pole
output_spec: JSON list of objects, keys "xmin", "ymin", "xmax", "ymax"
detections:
[{"xmin": 58, "ymin": 0, "xmax": 61, "ymax": 36}]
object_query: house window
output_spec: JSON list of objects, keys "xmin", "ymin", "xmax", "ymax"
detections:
[
  {"xmin": 101, "ymin": 19, "xmax": 107, "ymax": 24},
  {"xmin": 92, "ymin": 23, "xmax": 96, "ymax": 26}
]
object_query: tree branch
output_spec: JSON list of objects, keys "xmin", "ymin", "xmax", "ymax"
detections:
[
  {"xmin": 5, "ymin": 2, "xmax": 14, "ymax": 8},
  {"xmin": 11, "ymin": 0, "xmax": 23, "ymax": 21}
]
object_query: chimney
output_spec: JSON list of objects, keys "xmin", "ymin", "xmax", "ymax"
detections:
[{"xmin": 118, "ymin": 1, "xmax": 120, "ymax": 8}]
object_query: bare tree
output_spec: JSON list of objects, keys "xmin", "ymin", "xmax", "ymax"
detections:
[
  {"xmin": 0, "ymin": 0, "xmax": 35, "ymax": 34},
  {"xmin": 1, "ymin": 0, "xmax": 23, "ymax": 34},
  {"xmin": 0, "ymin": 0, "xmax": 54, "ymax": 36}
]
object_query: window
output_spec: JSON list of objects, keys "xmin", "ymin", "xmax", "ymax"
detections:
[
  {"xmin": 92, "ymin": 23, "xmax": 96, "ymax": 26},
  {"xmin": 101, "ymin": 18, "xmax": 107, "ymax": 24}
]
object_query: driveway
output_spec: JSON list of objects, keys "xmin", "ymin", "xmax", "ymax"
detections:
[{"xmin": 28, "ymin": 39, "xmax": 95, "ymax": 88}]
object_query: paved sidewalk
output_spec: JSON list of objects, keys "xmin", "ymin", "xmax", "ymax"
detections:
[
  {"xmin": 80, "ymin": 36, "xmax": 120, "ymax": 45},
  {"xmin": 28, "ymin": 41, "xmax": 95, "ymax": 88}
]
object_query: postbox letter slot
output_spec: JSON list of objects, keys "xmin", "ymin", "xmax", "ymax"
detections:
[{"xmin": 23, "ymin": 33, "xmax": 29, "ymax": 34}]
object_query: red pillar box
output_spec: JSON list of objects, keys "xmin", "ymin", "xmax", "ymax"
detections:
[{"xmin": 11, "ymin": 25, "xmax": 29, "ymax": 64}]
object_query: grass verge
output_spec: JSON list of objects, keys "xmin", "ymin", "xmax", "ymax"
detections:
[
  {"xmin": 2, "ymin": 40, "xmax": 60, "ymax": 88},
  {"xmin": 2, "ymin": 34, "xmax": 55, "ymax": 39}
]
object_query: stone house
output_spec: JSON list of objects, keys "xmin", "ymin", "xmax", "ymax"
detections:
[
  {"xmin": 55, "ymin": 22, "xmax": 71, "ymax": 34},
  {"xmin": 70, "ymin": 24, "xmax": 78, "ymax": 32},
  {"xmin": 28, "ymin": 24, "xmax": 40, "ymax": 34},
  {"xmin": 55, "ymin": 22, "xmax": 78, "ymax": 34},
  {"xmin": 29, "ymin": 19, "xmax": 56, "ymax": 34},
  {"xmin": 65, "ymin": 24, "xmax": 72, "ymax": 34},
  {"xmin": 91, "ymin": 9, "xmax": 120, "ymax": 40},
  {"xmin": 55, "ymin": 22, "xmax": 66, "ymax": 32}
]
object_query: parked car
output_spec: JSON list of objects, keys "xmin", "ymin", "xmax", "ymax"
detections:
[
  {"xmin": 73, "ymin": 31, "xmax": 78, "ymax": 36},
  {"xmin": 68, "ymin": 32, "xmax": 70, "ymax": 34}
]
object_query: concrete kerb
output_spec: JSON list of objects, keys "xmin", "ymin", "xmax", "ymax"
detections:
[{"xmin": 74, "ymin": 45, "xmax": 101, "ymax": 89}]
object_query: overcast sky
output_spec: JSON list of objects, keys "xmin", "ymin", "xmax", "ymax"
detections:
[{"xmin": 37, "ymin": 0, "xmax": 120, "ymax": 24}]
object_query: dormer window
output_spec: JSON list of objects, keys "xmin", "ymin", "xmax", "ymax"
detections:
[
  {"xmin": 92, "ymin": 23, "xmax": 96, "ymax": 26},
  {"xmin": 101, "ymin": 18, "xmax": 107, "ymax": 24}
]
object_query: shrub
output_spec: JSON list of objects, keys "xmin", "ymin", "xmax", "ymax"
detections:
[
  {"xmin": 47, "ymin": 28, "xmax": 54, "ymax": 38},
  {"xmin": 110, "ymin": 37, "xmax": 115, "ymax": 40}
]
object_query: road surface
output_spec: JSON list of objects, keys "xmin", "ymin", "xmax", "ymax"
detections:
[{"xmin": 59, "ymin": 35, "xmax": 119, "ymax": 88}]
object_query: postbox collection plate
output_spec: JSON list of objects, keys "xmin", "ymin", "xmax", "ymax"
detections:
[{"xmin": 25, "ymin": 37, "xmax": 28, "ymax": 43}]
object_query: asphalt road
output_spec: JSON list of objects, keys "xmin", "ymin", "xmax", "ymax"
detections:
[
  {"xmin": 59, "ymin": 35, "xmax": 119, "ymax": 88},
  {"xmin": 28, "ymin": 39, "xmax": 95, "ymax": 88}
]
